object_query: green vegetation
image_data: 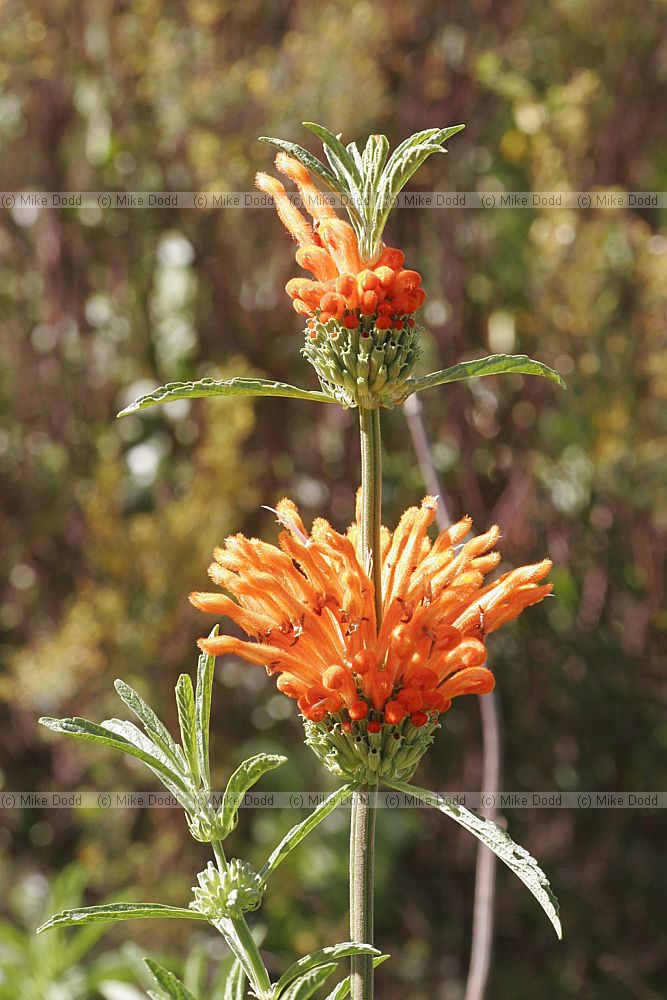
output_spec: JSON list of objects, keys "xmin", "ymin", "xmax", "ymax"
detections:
[{"xmin": 1, "ymin": 1, "xmax": 665, "ymax": 997}]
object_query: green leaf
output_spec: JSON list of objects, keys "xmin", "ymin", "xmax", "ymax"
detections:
[
  {"xmin": 117, "ymin": 377, "xmax": 334, "ymax": 417},
  {"xmin": 361, "ymin": 134, "xmax": 390, "ymax": 208},
  {"xmin": 175, "ymin": 674, "xmax": 199, "ymax": 786},
  {"xmin": 380, "ymin": 125, "xmax": 465, "ymax": 198},
  {"xmin": 362, "ymin": 134, "xmax": 389, "ymax": 179},
  {"xmin": 385, "ymin": 779, "xmax": 562, "ymax": 939},
  {"xmin": 221, "ymin": 959, "xmax": 247, "ymax": 1000},
  {"xmin": 408, "ymin": 354, "xmax": 567, "ymax": 394},
  {"xmin": 214, "ymin": 917, "xmax": 265, "ymax": 992},
  {"xmin": 259, "ymin": 784, "xmax": 357, "ymax": 884},
  {"xmin": 258, "ymin": 136, "xmax": 342, "ymax": 193},
  {"xmin": 113, "ymin": 679, "xmax": 185, "ymax": 772},
  {"xmin": 37, "ymin": 903, "xmax": 207, "ymax": 934},
  {"xmin": 346, "ymin": 140, "xmax": 364, "ymax": 175},
  {"xmin": 103, "ymin": 717, "xmax": 196, "ymax": 808},
  {"xmin": 370, "ymin": 125, "xmax": 465, "ymax": 250},
  {"xmin": 60, "ymin": 896, "xmax": 134, "ymax": 968},
  {"xmin": 218, "ymin": 753, "xmax": 287, "ymax": 838},
  {"xmin": 302, "ymin": 122, "xmax": 363, "ymax": 189},
  {"xmin": 144, "ymin": 958, "xmax": 198, "ymax": 1000},
  {"xmin": 38, "ymin": 717, "xmax": 195, "ymax": 806},
  {"xmin": 274, "ymin": 943, "xmax": 380, "ymax": 996},
  {"xmin": 322, "ymin": 956, "xmax": 390, "ymax": 1000},
  {"xmin": 195, "ymin": 627, "xmax": 218, "ymax": 789},
  {"xmin": 279, "ymin": 963, "xmax": 338, "ymax": 1000}
]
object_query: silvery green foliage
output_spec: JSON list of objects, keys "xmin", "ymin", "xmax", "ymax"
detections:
[
  {"xmin": 261, "ymin": 122, "xmax": 466, "ymax": 262},
  {"xmin": 38, "ymin": 640, "xmax": 380, "ymax": 1000},
  {"xmin": 217, "ymin": 755, "xmax": 287, "ymax": 839},
  {"xmin": 144, "ymin": 958, "xmax": 197, "ymax": 1000},
  {"xmin": 117, "ymin": 377, "xmax": 333, "ymax": 417},
  {"xmin": 116, "ymin": 354, "xmax": 564, "ymax": 418},
  {"xmin": 40, "ymin": 629, "xmax": 287, "ymax": 844},
  {"xmin": 409, "ymin": 353, "xmax": 566, "ymax": 393},
  {"xmin": 385, "ymin": 778, "xmax": 562, "ymax": 939},
  {"xmin": 258, "ymin": 785, "xmax": 356, "ymax": 885}
]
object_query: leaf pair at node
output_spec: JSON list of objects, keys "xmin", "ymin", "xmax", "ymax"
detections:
[{"xmin": 117, "ymin": 353, "xmax": 565, "ymax": 418}]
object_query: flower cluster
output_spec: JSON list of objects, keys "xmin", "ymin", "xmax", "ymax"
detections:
[
  {"xmin": 190, "ymin": 860, "xmax": 265, "ymax": 920},
  {"xmin": 190, "ymin": 497, "xmax": 552, "ymax": 740},
  {"xmin": 256, "ymin": 155, "xmax": 424, "ymax": 407}
]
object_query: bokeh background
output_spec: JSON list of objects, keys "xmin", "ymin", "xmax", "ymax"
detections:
[{"xmin": 1, "ymin": 1, "xmax": 666, "ymax": 997}]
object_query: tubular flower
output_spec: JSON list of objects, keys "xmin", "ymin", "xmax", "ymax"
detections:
[
  {"xmin": 190, "ymin": 497, "xmax": 552, "ymax": 781},
  {"xmin": 256, "ymin": 155, "xmax": 423, "ymax": 409}
]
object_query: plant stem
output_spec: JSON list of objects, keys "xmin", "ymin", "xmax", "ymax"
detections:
[
  {"xmin": 212, "ymin": 840, "xmax": 272, "ymax": 998},
  {"xmin": 358, "ymin": 407, "xmax": 382, "ymax": 624},
  {"xmin": 350, "ymin": 406, "xmax": 383, "ymax": 1000},
  {"xmin": 350, "ymin": 785, "xmax": 378, "ymax": 999}
]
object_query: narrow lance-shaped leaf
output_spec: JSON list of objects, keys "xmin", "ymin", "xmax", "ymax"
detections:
[
  {"xmin": 346, "ymin": 140, "xmax": 364, "ymax": 176},
  {"xmin": 113, "ymin": 679, "xmax": 185, "ymax": 772},
  {"xmin": 259, "ymin": 783, "xmax": 357, "ymax": 884},
  {"xmin": 323, "ymin": 956, "xmax": 391, "ymax": 1000},
  {"xmin": 37, "ymin": 903, "xmax": 207, "ymax": 934},
  {"xmin": 57, "ymin": 887, "xmax": 138, "ymax": 968},
  {"xmin": 117, "ymin": 377, "xmax": 334, "ymax": 418},
  {"xmin": 302, "ymin": 122, "xmax": 363, "ymax": 190},
  {"xmin": 385, "ymin": 779, "xmax": 562, "ymax": 939},
  {"xmin": 195, "ymin": 626, "xmax": 218, "ymax": 788},
  {"xmin": 144, "ymin": 958, "xmax": 198, "ymax": 1000},
  {"xmin": 38, "ymin": 717, "xmax": 195, "ymax": 807},
  {"xmin": 362, "ymin": 133, "xmax": 389, "ymax": 184},
  {"xmin": 222, "ymin": 959, "xmax": 247, "ymax": 1000},
  {"xmin": 218, "ymin": 753, "xmax": 287, "ymax": 838},
  {"xmin": 175, "ymin": 674, "xmax": 199, "ymax": 787},
  {"xmin": 361, "ymin": 134, "xmax": 389, "ymax": 210},
  {"xmin": 102, "ymin": 717, "xmax": 196, "ymax": 809},
  {"xmin": 274, "ymin": 943, "xmax": 380, "ymax": 996},
  {"xmin": 380, "ymin": 125, "xmax": 466, "ymax": 200},
  {"xmin": 258, "ymin": 136, "xmax": 342, "ymax": 193},
  {"xmin": 407, "ymin": 353, "xmax": 567, "ymax": 395},
  {"xmin": 213, "ymin": 916, "xmax": 270, "ymax": 995},
  {"xmin": 280, "ymin": 963, "xmax": 338, "ymax": 1000},
  {"xmin": 371, "ymin": 125, "xmax": 466, "ymax": 248}
]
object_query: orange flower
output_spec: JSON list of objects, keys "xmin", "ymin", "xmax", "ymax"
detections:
[
  {"xmin": 190, "ymin": 498, "xmax": 552, "ymax": 731},
  {"xmin": 256, "ymin": 155, "xmax": 425, "ymax": 330}
]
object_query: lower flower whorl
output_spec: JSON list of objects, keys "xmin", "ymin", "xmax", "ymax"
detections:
[{"xmin": 302, "ymin": 315, "xmax": 422, "ymax": 409}]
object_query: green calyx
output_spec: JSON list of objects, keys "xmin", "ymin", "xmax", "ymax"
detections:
[
  {"xmin": 303, "ymin": 317, "xmax": 423, "ymax": 409},
  {"xmin": 190, "ymin": 859, "xmax": 265, "ymax": 920},
  {"xmin": 303, "ymin": 715, "xmax": 439, "ymax": 784}
]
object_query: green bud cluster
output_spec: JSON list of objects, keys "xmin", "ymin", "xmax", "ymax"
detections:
[
  {"xmin": 303, "ymin": 715, "xmax": 439, "ymax": 784},
  {"xmin": 190, "ymin": 859, "xmax": 265, "ymax": 920},
  {"xmin": 302, "ymin": 317, "xmax": 422, "ymax": 409},
  {"xmin": 186, "ymin": 806, "xmax": 226, "ymax": 844}
]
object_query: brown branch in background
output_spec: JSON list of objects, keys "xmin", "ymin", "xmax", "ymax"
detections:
[
  {"xmin": 464, "ymin": 691, "xmax": 502, "ymax": 1000},
  {"xmin": 403, "ymin": 393, "xmax": 502, "ymax": 1000}
]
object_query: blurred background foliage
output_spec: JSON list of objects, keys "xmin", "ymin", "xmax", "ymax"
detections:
[{"xmin": 1, "ymin": 0, "xmax": 666, "ymax": 997}]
